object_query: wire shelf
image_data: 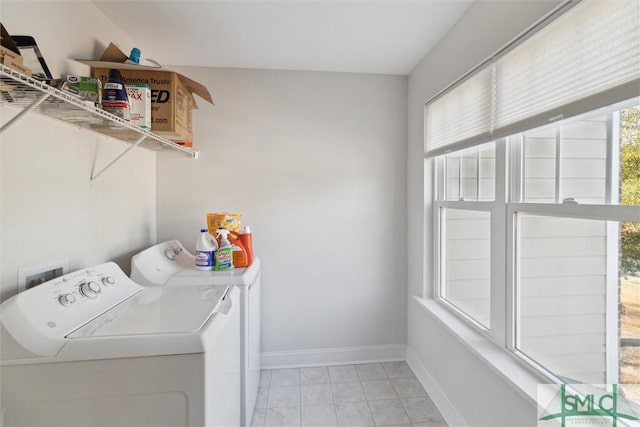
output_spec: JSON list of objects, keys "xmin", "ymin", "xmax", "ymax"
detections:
[{"xmin": 0, "ymin": 64, "xmax": 199, "ymax": 157}]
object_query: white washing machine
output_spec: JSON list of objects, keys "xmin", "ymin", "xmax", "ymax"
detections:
[
  {"xmin": 0, "ymin": 262, "xmax": 241, "ymax": 427},
  {"xmin": 131, "ymin": 240, "xmax": 261, "ymax": 427}
]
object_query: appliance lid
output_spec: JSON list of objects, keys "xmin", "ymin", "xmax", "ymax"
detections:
[
  {"xmin": 131, "ymin": 240, "xmax": 260, "ymax": 287},
  {"xmin": 67, "ymin": 285, "xmax": 229, "ymax": 338}
]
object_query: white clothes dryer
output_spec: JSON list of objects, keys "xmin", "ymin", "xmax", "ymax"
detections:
[
  {"xmin": 0, "ymin": 262, "xmax": 241, "ymax": 427},
  {"xmin": 131, "ymin": 240, "xmax": 261, "ymax": 427}
]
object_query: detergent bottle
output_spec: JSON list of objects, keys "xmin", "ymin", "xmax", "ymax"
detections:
[
  {"xmin": 214, "ymin": 229, "xmax": 234, "ymax": 271},
  {"xmin": 228, "ymin": 230, "xmax": 249, "ymax": 268},
  {"xmin": 102, "ymin": 69, "xmax": 130, "ymax": 120},
  {"xmin": 195, "ymin": 228, "xmax": 217, "ymax": 270},
  {"xmin": 240, "ymin": 226, "xmax": 254, "ymax": 266}
]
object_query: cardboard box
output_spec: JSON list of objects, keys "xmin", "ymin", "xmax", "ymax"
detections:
[
  {"xmin": 1, "ymin": 54, "xmax": 31, "ymax": 76},
  {"xmin": 0, "ymin": 45, "xmax": 22, "ymax": 65},
  {"xmin": 92, "ymin": 67, "xmax": 195, "ymax": 141},
  {"xmin": 0, "ymin": 23, "xmax": 27, "ymax": 75},
  {"xmin": 0, "ymin": 24, "xmax": 22, "ymax": 63},
  {"xmin": 76, "ymin": 43, "xmax": 213, "ymax": 143}
]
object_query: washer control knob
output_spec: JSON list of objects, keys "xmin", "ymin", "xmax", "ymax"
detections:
[
  {"xmin": 58, "ymin": 293, "xmax": 76, "ymax": 306},
  {"xmin": 101, "ymin": 276, "xmax": 115, "ymax": 286},
  {"xmin": 79, "ymin": 281, "xmax": 101, "ymax": 298}
]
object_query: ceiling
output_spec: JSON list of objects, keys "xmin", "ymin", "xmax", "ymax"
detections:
[{"xmin": 94, "ymin": 0, "xmax": 473, "ymax": 76}]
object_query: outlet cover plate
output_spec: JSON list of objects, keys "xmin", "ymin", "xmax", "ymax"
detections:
[{"xmin": 18, "ymin": 259, "xmax": 69, "ymax": 293}]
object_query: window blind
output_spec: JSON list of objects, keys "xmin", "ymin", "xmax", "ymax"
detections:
[
  {"xmin": 425, "ymin": 0, "xmax": 640, "ymax": 158},
  {"xmin": 426, "ymin": 66, "xmax": 493, "ymax": 154}
]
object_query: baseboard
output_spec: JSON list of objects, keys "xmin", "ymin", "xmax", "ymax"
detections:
[
  {"xmin": 261, "ymin": 344, "xmax": 407, "ymax": 369},
  {"xmin": 406, "ymin": 346, "xmax": 467, "ymax": 427}
]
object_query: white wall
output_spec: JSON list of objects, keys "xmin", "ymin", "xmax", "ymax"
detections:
[
  {"xmin": 0, "ymin": 2, "xmax": 157, "ymax": 300},
  {"xmin": 407, "ymin": 1, "xmax": 562, "ymax": 426},
  {"xmin": 157, "ymin": 67, "xmax": 408, "ymax": 361}
]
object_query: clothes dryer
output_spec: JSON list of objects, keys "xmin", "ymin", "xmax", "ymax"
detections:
[{"xmin": 131, "ymin": 240, "xmax": 261, "ymax": 427}]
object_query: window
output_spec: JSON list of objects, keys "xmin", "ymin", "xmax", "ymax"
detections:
[
  {"xmin": 435, "ymin": 143, "xmax": 500, "ymax": 330},
  {"xmin": 443, "ymin": 143, "xmax": 496, "ymax": 202},
  {"xmin": 521, "ymin": 117, "xmax": 609, "ymax": 204},
  {"xmin": 425, "ymin": 0, "xmax": 640, "ymax": 400},
  {"xmin": 441, "ymin": 208, "xmax": 491, "ymax": 328},
  {"xmin": 516, "ymin": 214, "xmax": 611, "ymax": 384},
  {"xmin": 432, "ymin": 104, "xmax": 640, "ymax": 402}
]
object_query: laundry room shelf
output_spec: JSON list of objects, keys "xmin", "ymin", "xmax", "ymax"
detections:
[{"xmin": 0, "ymin": 64, "xmax": 199, "ymax": 180}]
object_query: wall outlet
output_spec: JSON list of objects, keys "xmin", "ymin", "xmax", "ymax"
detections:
[{"xmin": 18, "ymin": 259, "xmax": 69, "ymax": 293}]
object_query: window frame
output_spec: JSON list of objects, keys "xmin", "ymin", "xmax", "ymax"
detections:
[
  {"xmin": 431, "ymin": 104, "xmax": 640, "ymax": 384},
  {"xmin": 433, "ymin": 140, "xmax": 507, "ymax": 346},
  {"xmin": 506, "ymin": 202, "xmax": 640, "ymax": 384},
  {"xmin": 425, "ymin": 0, "xmax": 640, "ymax": 390}
]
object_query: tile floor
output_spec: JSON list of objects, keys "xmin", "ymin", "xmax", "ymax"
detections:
[{"xmin": 250, "ymin": 361, "xmax": 448, "ymax": 427}]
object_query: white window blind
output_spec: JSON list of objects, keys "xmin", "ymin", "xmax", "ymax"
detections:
[
  {"xmin": 495, "ymin": 0, "xmax": 640, "ymax": 132},
  {"xmin": 425, "ymin": 0, "xmax": 640, "ymax": 158},
  {"xmin": 426, "ymin": 66, "xmax": 493, "ymax": 154}
]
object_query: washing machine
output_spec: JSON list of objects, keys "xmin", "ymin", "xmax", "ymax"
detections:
[
  {"xmin": 0, "ymin": 262, "xmax": 241, "ymax": 427},
  {"xmin": 131, "ymin": 240, "xmax": 261, "ymax": 427}
]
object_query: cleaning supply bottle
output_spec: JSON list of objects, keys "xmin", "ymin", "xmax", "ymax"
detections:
[
  {"xmin": 102, "ymin": 69, "xmax": 130, "ymax": 120},
  {"xmin": 240, "ymin": 226, "xmax": 254, "ymax": 266},
  {"xmin": 214, "ymin": 229, "xmax": 234, "ymax": 271},
  {"xmin": 195, "ymin": 228, "xmax": 217, "ymax": 270},
  {"xmin": 228, "ymin": 230, "xmax": 249, "ymax": 268}
]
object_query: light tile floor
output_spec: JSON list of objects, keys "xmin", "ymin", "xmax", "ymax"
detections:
[{"xmin": 251, "ymin": 361, "xmax": 448, "ymax": 427}]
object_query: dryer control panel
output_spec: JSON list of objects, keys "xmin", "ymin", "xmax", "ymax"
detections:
[
  {"xmin": 0, "ymin": 262, "xmax": 142, "ymax": 357},
  {"xmin": 130, "ymin": 240, "xmax": 194, "ymax": 286}
]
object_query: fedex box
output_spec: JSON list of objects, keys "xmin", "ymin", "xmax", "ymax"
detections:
[
  {"xmin": 77, "ymin": 43, "xmax": 213, "ymax": 144},
  {"xmin": 93, "ymin": 68, "xmax": 193, "ymax": 141}
]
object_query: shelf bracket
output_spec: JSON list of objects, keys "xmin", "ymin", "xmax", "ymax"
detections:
[
  {"xmin": 90, "ymin": 134, "xmax": 148, "ymax": 183},
  {"xmin": 0, "ymin": 92, "xmax": 51, "ymax": 135}
]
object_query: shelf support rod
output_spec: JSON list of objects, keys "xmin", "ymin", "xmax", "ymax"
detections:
[
  {"xmin": 90, "ymin": 135, "xmax": 147, "ymax": 183},
  {"xmin": 0, "ymin": 92, "xmax": 51, "ymax": 135}
]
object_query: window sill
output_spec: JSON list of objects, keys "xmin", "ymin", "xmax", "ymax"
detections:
[{"xmin": 412, "ymin": 296, "xmax": 550, "ymax": 407}]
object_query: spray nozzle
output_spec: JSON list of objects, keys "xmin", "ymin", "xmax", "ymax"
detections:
[
  {"xmin": 216, "ymin": 228, "xmax": 231, "ymax": 238},
  {"xmin": 216, "ymin": 228, "xmax": 232, "ymax": 248}
]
